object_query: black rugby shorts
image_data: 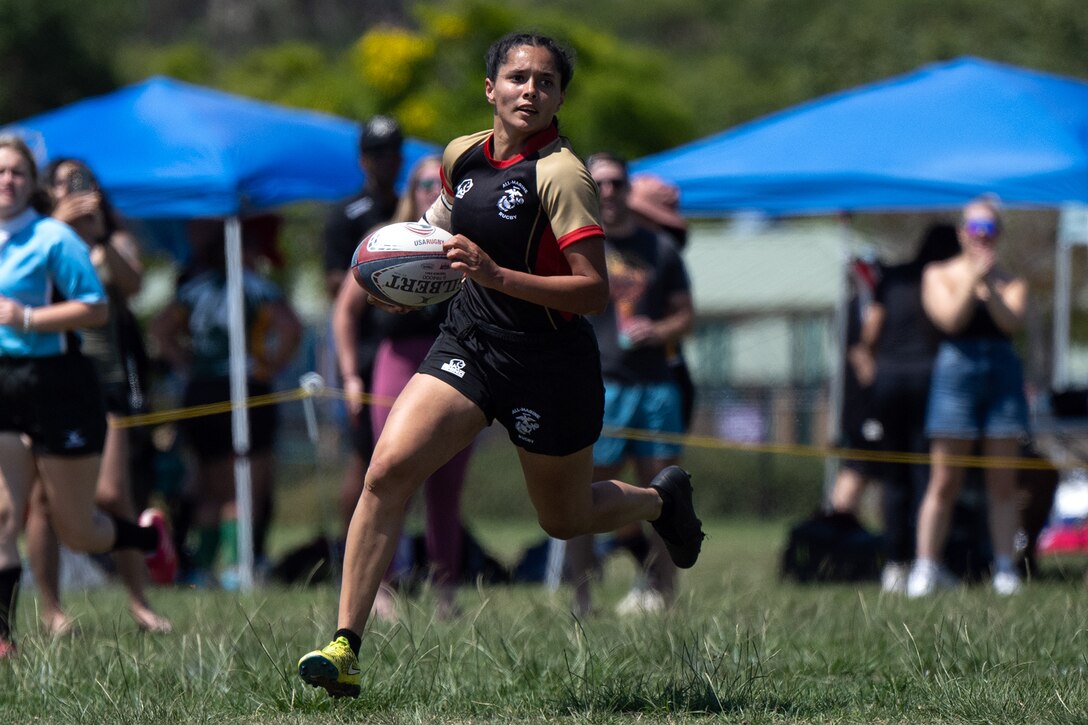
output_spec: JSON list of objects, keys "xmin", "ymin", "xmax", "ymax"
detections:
[
  {"xmin": 418, "ymin": 312, "xmax": 604, "ymax": 456},
  {"xmin": 0, "ymin": 353, "xmax": 107, "ymax": 456}
]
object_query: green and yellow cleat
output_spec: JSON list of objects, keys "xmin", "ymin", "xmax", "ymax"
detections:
[{"xmin": 297, "ymin": 636, "xmax": 361, "ymax": 698}]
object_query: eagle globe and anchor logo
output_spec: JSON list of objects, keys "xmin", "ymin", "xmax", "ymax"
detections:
[
  {"xmin": 512, "ymin": 407, "xmax": 541, "ymax": 442},
  {"xmin": 496, "ymin": 180, "xmax": 528, "ymax": 220}
]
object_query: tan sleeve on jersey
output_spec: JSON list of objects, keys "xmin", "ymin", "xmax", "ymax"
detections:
[
  {"xmin": 424, "ymin": 130, "xmax": 493, "ymax": 234},
  {"xmin": 536, "ymin": 145, "xmax": 605, "ymax": 248}
]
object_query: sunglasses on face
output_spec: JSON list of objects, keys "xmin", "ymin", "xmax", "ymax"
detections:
[
  {"xmin": 595, "ymin": 177, "xmax": 628, "ymax": 191},
  {"xmin": 963, "ymin": 218, "xmax": 999, "ymax": 238}
]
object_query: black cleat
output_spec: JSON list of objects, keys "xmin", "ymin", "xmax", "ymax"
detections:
[{"xmin": 648, "ymin": 466, "xmax": 705, "ymax": 569}]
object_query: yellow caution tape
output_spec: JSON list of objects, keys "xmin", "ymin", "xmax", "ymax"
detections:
[{"xmin": 110, "ymin": 385, "xmax": 1065, "ymax": 471}]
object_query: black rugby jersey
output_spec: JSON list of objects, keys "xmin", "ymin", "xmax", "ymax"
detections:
[{"xmin": 440, "ymin": 122, "xmax": 604, "ymax": 332}]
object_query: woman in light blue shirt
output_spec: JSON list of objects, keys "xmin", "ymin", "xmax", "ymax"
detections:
[{"xmin": 0, "ymin": 134, "xmax": 174, "ymax": 656}]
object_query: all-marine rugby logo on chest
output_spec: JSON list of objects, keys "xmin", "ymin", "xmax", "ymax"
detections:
[{"xmin": 496, "ymin": 180, "xmax": 529, "ymax": 220}]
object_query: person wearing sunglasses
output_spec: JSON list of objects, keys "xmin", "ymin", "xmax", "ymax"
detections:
[{"xmin": 907, "ymin": 197, "xmax": 1029, "ymax": 597}]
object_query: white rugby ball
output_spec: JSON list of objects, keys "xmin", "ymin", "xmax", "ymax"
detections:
[{"xmin": 350, "ymin": 221, "xmax": 462, "ymax": 307}]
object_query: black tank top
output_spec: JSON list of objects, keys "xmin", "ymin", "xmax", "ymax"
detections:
[{"xmin": 956, "ymin": 298, "xmax": 1008, "ymax": 340}]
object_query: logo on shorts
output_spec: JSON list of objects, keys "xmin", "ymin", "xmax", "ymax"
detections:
[
  {"xmin": 63, "ymin": 430, "xmax": 87, "ymax": 449},
  {"xmin": 455, "ymin": 179, "xmax": 474, "ymax": 199},
  {"xmin": 512, "ymin": 407, "xmax": 541, "ymax": 442},
  {"xmin": 497, "ymin": 180, "xmax": 528, "ymax": 220},
  {"xmin": 441, "ymin": 358, "xmax": 467, "ymax": 378}
]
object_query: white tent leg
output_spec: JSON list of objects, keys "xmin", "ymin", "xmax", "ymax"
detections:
[
  {"xmin": 225, "ymin": 215, "xmax": 255, "ymax": 591},
  {"xmin": 1053, "ymin": 222, "xmax": 1073, "ymax": 390},
  {"xmin": 823, "ymin": 235, "xmax": 851, "ymax": 505}
]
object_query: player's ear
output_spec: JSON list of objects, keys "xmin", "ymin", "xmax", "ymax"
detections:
[{"xmin": 484, "ymin": 78, "xmax": 496, "ymax": 106}]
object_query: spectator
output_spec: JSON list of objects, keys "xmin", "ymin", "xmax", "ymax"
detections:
[
  {"xmin": 297, "ymin": 32, "xmax": 705, "ymax": 699},
  {"xmin": 151, "ymin": 219, "xmax": 302, "ymax": 586},
  {"xmin": 908, "ymin": 198, "xmax": 1029, "ymax": 597},
  {"xmin": 323, "ymin": 116, "xmax": 403, "ymax": 541},
  {"xmin": 332, "ymin": 155, "xmax": 472, "ymax": 621},
  {"xmin": 565, "ymin": 153, "xmax": 695, "ymax": 616},
  {"xmin": 627, "ymin": 174, "xmax": 697, "ymax": 430},
  {"xmin": 829, "ymin": 255, "xmax": 881, "ymax": 517},
  {"xmin": 25, "ymin": 159, "xmax": 172, "ymax": 634},
  {"xmin": 857, "ymin": 223, "xmax": 960, "ymax": 593},
  {"xmin": 0, "ymin": 134, "xmax": 173, "ymax": 656}
]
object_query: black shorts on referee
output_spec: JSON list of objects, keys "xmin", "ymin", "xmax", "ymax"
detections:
[
  {"xmin": 0, "ymin": 353, "xmax": 106, "ymax": 456},
  {"xmin": 418, "ymin": 305, "xmax": 604, "ymax": 457}
]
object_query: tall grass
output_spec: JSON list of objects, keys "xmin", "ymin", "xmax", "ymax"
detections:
[{"xmin": 2, "ymin": 519, "xmax": 1088, "ymax": 723}]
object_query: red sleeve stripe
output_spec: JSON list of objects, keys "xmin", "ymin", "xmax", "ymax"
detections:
[{"xmin": 557, "ymin": 225, "xmax": 604, "ymax": 249}]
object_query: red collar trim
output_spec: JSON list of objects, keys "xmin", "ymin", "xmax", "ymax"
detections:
[{"xmin": 484, "ymin": 119, "xmax": 560, "ymax": 168}]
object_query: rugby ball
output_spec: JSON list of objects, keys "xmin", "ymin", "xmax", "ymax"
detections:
[{"xmin": 350, "ymin": 221, "xmax": 462, "ymax": 307}]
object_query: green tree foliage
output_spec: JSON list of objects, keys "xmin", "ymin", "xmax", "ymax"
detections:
[
  {"xmin": 8, "ymin": 0, "xmax": 1088, "ymax": 156},
  {"xmin": 0, "ymin": 0, "xmax": 139, "ymax": 124}
]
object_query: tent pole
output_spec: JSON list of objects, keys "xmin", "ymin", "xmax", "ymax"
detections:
[
  {"xmin": 1053, "ymin": 231, "xmax": 1071, "ymax": 390},
  {"xmin": 823, "ymin": 225, "xmax": 851, "ymax": 505},
  {"xmin": 225, "ymin": 215, "xmax": 255, "ymax": 591}
]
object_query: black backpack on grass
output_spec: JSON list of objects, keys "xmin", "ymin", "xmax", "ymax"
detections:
[{"xmin": 780, "ymin": 511, "xmax": 883, "ymax": 583}]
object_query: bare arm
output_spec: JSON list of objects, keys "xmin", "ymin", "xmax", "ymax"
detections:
[
  {"xmin": 444, "ymin": 234, "xmax": 610, "ymax": 315},
  {"xmin": 150, "ymin": 303, "xmax": 192, "ymax": 376},
  {"xmin": 421, "ymin": 193, "xmax": 453, "ymax": 231},
  {"xmin": 90, "ymin": 230, "xmax": 144, "ymax": 297},
  {"xmin": 261, "ymin": 300, "xmax": 303, "ymax": 376},
  {"xmin": 332, "ymin": 274, "xmax": 370, "ymax": 415},
  {"xmin": 980, "ymin": 273, "xmax": 1028, "ymax": 335},
  {"xmin": 850, "ymin": 301, "xmax": 885, "ymax": 387},
  {"xmin": 922, "ymin": 260, "xmax": 982, "ymax": 335},
  {"xmin": 623, "ymin": 290, "xmax": 694, "ymax": 349},
  {"xmin": 923, "ymin": 258, "xmax": 1026, "ymax": 336},
  {"xmin": 0, "ymin": 298, "xmax": 107, "ymax": 332}
]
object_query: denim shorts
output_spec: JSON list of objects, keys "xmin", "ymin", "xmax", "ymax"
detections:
[
  {"xmin": 593, "ymin": 380, "xmax": 683, "ymax": 466},
  {"xmin": 925, "ymin": 338, "xmax": 1029, "ymax": 439}
]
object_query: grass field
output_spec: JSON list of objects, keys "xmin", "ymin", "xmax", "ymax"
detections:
[{"xmin": 2, "ymin": 516, "xmax": 1088, "ymax": 724}]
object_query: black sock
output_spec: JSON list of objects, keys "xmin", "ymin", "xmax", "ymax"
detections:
[
  {"xmin": 111, "ymin": 515, "xmax": 158, "ymax": 553},
  {"xmin": 614, "ymin": 533, "xmax": 651, "ymax": 567},
  {"xmin": 0, "ymin": 566, "xmax": 22, "ymax": 641},
  {"xmin": 335, "ymin": 628, "xmax": 362, "ymax": 656}
]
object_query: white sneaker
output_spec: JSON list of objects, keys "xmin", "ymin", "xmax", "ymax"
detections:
[
  {"xmin": 992, "ymin": 570, "xmax": 1023, "ymax": 596},
  {"xmin": 615, "ymin": 587, "xmax": 666, "ymax": 615},
  {"xmin": 880, "ymin": 562, "xmax": 909, "ymax": 594},
  {"xmin": 906, "ymin": 561, "xmax": 958, "ymax": 598}
]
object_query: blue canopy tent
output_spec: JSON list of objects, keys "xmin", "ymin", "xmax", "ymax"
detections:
[
  {"xmin": 5, "ymin": 76, "xmax": 437, "ymax": 589},
  {"xmin": 633, "ymin": 57, "xmax": 1088, "ymax": 489},
  {"xmin": 633, "ymin": 56, "xmax": 1088, "ymax": 214}
]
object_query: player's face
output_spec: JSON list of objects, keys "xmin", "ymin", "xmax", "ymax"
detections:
[
  {"xmin": 485, "ymin": 44, "xmax": 565, "ymax": 140},
  {"xmin": 0, "ymin": 147, "xmax": 34, "ymax": 220}
]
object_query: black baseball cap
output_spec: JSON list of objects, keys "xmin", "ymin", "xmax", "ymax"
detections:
[{"xmin": 359, "ymin": 115, "xmax": 403, "ymax": 154}]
